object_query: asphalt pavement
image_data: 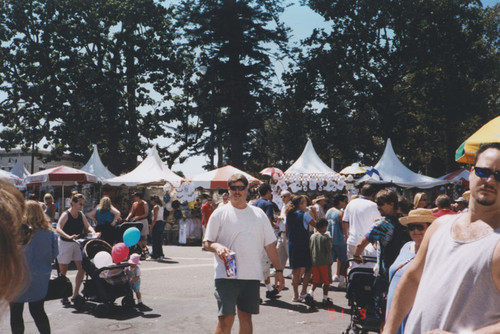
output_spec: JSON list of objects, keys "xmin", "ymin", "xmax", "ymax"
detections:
[{"xmin": 0, "ymin": 245, "xmax": 352, "ymax": 333}]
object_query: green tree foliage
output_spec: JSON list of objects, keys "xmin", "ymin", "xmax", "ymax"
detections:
[
  {"xmin": 0, "ymin": 0, "xmax": 184, "ymax": 174},
  {"xmin": 175, "ymin": 0, "xmax": 289, "ymax": 169},
  {"xmin": 284, "ymin": 0, "xmax": 500, "ymax": 176}
]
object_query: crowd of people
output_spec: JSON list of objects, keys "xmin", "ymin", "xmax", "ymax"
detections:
[{"xmin": 2, "ymin": 143, "xmax": 500, "ymax": 334}]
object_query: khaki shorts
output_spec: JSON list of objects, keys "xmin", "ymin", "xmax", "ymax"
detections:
[
  {"xmin": 138, "ymin": 218, "xmax": 149, "ymax": 236},
  {"xmin": 57, "ymin": 238, "xmax": 82, "ymax": 264}
]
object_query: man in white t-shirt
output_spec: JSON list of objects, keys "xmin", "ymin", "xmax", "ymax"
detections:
[
  {"xmin": 203, "ymin": 174, "xmax": 285, "ymax": 334},
  {"xmin": 342, "ymin": 184, "xmax": 381, "ymax": 261}
]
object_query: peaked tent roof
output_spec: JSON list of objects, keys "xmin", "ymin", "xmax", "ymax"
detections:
[
  {"xmin": 11, "ymin": 157, "xmax": 30, "ymax": 179},
  {"xmin": 80, "ymin": 145, "xmax": 116, "ymax": 182},
  {"xmin": 188, "ymin": 165, "xmax": 261, "ymax": 190},
  {"xmin": 358, "ymin": 139, "xmax": 449, "ymax": 189},
  {"xmin": 104, "ymin": 147, "xmax": 183, "ymax": 187},
  {"xmin": 285, "ymin": 139, "xmax": 336, "ymax": 175}
]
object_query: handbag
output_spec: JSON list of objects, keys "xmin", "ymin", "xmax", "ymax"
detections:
[
  {"xmin": 45, "ymin": 262, "xmax": 73, "ymax": 301},
  {"xmin": 45, "ymin": 273, "xmax": 73, "ymax": 301}
]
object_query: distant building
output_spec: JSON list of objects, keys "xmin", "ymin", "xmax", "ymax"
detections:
[{"xmin": 0, "ymin": 150, "xmax": 83, "ymax": 174}]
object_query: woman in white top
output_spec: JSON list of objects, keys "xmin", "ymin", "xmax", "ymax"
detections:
[{"xmin": 150, "ymin": 196, "xmax": 165, "ymax": 260}]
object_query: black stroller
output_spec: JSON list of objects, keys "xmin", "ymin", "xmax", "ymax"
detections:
[
  {"xmin": 343, "ymin": 257, "xmax": 383, "ymax": 334},
  {"xmin": 76, "ymin": 238, "xmax": 135, "ymax": 317}
]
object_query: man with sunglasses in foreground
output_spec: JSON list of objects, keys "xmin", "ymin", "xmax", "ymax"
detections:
[
  {"xmin": 384, "ymin": 142, "xmax": 500, "ymax": 334},
  {"xmin": 203, "ymin": 174, "xmax": 285, "ymax": 334}
]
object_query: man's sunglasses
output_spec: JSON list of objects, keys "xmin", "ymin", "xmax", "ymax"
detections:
[
  {"xmin": 407, "ymin": 223, "xmax": 430, "ymax": 231},
  {"xmin": 474, "ymin": 167, "xmax": 500, "ymax": 182},
  {"xmin": 229, "ymin": 185, "xmax": 247, "ymax": 191}
]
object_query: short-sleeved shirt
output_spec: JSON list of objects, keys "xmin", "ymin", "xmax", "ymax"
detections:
[
  {"xmin": 365, "ymin": 218, "xmax": 395, "ymax": 276},
  {"xmin": 310, "ymin": 232, "xmax": 333, "ymax": 266},
  {"xmin": 343, "ymin": 197, "xmax": 382, "ymax": 246},
  {"xmin": 252, "ymin": 198, "xmax": 274, "ymax": 220},
  {"xmin": 204, "ymin": 203, "xmax": 276, "ymax": 280}
]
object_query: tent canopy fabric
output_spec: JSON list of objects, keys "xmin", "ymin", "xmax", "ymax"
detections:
[
  {"xmin": 456, "ymin": 116, "xmax": 500, "ymax": 163},
  {"xmin": 358, "ymin": 139, "xmax": 449, "ymax": 189},
  {"xmin": 438, "ymin": 168, "xmax": 470, "ymax": 187},
  {"xmin": 285, "ymin": 139, "xmax": 336, "ymax": 175},
  {"xmin": 104, "ymin": 147, "xmax": 183, "ymax": 187},
  {"xmin": 188, "ymin": 165, "xmax": 260, "ymax": 190},
  {"xmin": 26, "ymin": 166, "xmax": 98, "ymax": 185},
  {"xmin": 80, "ymin": 144, "xmax": 116, "ymax": 182},
  {"xmin": 339, "ymin": 163, "xmax": 367, "ymax": 175},
  {"xmin": 0, "ymin": 169, "xmax": 25, "ymax": 188},
  {"xmin": 11, "ymin": 157, "xmax": 31, "ymax": 179}
]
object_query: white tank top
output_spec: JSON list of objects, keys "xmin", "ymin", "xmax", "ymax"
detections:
[
  {"xmin": 405, "ymin": 214, "xmax": 500, "ymax": 333},
  {"xmin": 152, "ymin": 205, "xmax": 164, "ymax": 222}
]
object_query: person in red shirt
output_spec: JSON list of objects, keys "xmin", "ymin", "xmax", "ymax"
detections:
[
  {"xmin": 433, "ymin": 194, "xmax": 458, "ymax": 218},
  {"xmin": 201, "ymin": 196, "xmax": 214, "ymax": 238}
]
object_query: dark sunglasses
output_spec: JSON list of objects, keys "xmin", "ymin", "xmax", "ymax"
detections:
[
  {"xmin": 407, "ymin": 223, "xmax": 430, "ymax": 231},
  {"xmin": 474, "ymin": 167, "xmax": 500, "ymax": 182},
  {"xmin": 229, "ymin": 185, "xmax": 247, "ymax": 191}
]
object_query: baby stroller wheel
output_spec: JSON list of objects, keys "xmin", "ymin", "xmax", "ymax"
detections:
[
  {"xmin": 122, "ymin": 294, "xmax": 135, "ymax": 308},
  {"xmin": 94, "ymin": 303, "xmax": 110, "ymax": 318}
]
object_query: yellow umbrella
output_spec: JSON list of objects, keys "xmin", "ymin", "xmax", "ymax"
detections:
[
  {"xmin": 339, "ymin": 163, "xmax": 367, "ymax": 175},
  {"xmin": 456, "ymin": 116, "xmax": 500, "ymax": 164}
]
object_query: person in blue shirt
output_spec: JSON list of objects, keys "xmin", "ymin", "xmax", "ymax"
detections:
[{"xmin": 10, "ymin": 200, "xmax": 58, "ymax": 334}]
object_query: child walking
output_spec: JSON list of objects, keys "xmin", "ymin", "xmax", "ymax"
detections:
[
  {"xmin": 126, "ymin": 253, "xmax": 143, "ymax": 307},
  {"xmin": 309, "ymin": 218, "xmax": 334, "ymax": 307}
]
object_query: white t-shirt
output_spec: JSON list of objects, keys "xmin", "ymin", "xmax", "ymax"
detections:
[
  {"xmin": 343, "ymin": 197, "xmax": 382, "ymax": 246},
  {"xmin": 204, "ymin": 203, "xmax": 276, "ymax": 280}
]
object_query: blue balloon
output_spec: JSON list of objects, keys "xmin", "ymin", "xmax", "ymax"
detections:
[{"xmin": 123, "ymin": 227, "xmax": 141, "ymax": 247}]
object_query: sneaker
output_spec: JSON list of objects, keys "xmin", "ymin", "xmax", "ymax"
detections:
[
  {"xmin": 304, "ymin": 294, "xmax": 314, "ymax": 306},
  {"xmin": 338, "ymin": 276, "xmax": 347, "ymax": 289},
  {"xmin": 266, "ymin": 288, "xmax": 279, "ymax": 299},
  {"xmin": 137, "ymin": 302, "xmax": 144, "ymax": 307},
  {"xmin": 61, "ymin": 297, "xmax": 70, "ymax": 306},
  {"xmin": 291, "ymin": 297, "xmax": 303, "ymax": 302},
  {"xmin": 332, "ymin": 275, "xmax": 340, "ymax": 283},
  {"xmin": 322, "ymin": 298, "xmax": 334, "ymax": 307}
]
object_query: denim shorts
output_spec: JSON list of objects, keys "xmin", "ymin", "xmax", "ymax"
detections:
[
  {"xmin": 214, "ymin": 279, "xmax": 260, "ymax": 316},
  {"xmin": 332, "ymin": 244, "xmax": 348, "ymax": 263}
]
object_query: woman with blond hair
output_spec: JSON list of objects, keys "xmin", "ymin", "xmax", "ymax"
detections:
[
  {"xmin": 87, "ymin": 196, "xmax": 121, "ymax": 245},
  {"xmin": 0, "ymin": 179, "xmax": 26, "ymax": 314},
  {"xmin": 10, "ymin": 200, "xmax": 58, "ymax": 334},
  {"xmin": 412, "ymin": 192, "xmax": 428, "ymax": 209}
]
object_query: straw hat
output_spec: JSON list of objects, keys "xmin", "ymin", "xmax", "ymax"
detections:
[
  {"xmin": 313, "ymin": 195, "xmax": 327, "ymax": 204},
  {"xmin": 399, "ymin": 208, "xmax": 436, "ymax": 226},
  {"xmin": 462, "ymin": 190, "xmax": 470, "ymax": 202}
]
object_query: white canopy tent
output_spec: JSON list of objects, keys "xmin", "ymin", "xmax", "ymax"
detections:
[
  {"xmin": 11, "ymin": 157, "xmax": 30, "ymax": 179},
  {"xmin": 275, "ymin": 139, "xmax": 344, "ymax": 195},
  {"xmin": 104, "ymin": 147, "xmax": 183, "ymax": 187},
  {"xmin": 358, "ymin": 139, "xmax": 449, "ymax": 189},
  {"xmin": 80, "ymin": 144, "xmax": 116, "ymax": 182},
  {"xmin": 285, "ymin": 139, "xmax": 336, "ymax": 176}
]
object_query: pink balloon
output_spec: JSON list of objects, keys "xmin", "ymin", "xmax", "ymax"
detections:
[{"xmin": 111, "ymin": 242, "xmax": 129, "ymax": 263}]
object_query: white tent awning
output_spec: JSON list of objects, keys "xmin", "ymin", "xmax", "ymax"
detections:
[
  {"xmin": 80, "ymin": 145, "xmax": 116, "ymax": 182},
  {"xmin": 103, "ymin": 147, "xmax": 183, "ymax": 187},
  {"xmin": 358, "ymin": 139, "xmax": 449, "ymax": 189}
]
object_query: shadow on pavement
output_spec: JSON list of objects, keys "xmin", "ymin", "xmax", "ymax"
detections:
[
  {"xmin": 261, "ymin": 298, "xmax": 319, "ymax": 314},
  {"xmin": 68, "ymin": 301, "xmax": 161, "ymax": 320}
]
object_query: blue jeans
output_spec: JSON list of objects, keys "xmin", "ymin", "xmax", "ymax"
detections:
[{"xmin": 151, "ymin": 220, "xmax": 166, "ymax": 258}]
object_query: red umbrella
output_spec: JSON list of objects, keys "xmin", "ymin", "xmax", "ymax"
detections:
[
  {"xmin": 259, "ymin": 167, "xmax": 284, "ymax": 177},
  {"xmin": 26, "ymin": 165, "xmax": 97, "ymax": 185}
]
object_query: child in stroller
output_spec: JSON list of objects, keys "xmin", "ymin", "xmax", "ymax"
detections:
[
  {"xmin": 77, "ymin": 238, "xmax": 135, "ymax": 317},
  {"xmin": 343, "ymin": 257, "xmax": 382, "ymax": 334}
]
